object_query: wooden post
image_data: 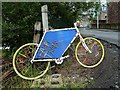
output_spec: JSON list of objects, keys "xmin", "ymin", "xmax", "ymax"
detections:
[
  {"xmin": 41, "ymin": 5, "xmax": 49, "ymax": 32},
  {"xmin": 33, "ymin": 21, "xmax": 41, "ymax": 43}
]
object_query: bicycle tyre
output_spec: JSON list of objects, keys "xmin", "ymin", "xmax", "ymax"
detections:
[
  {"xmin": 13, "ymin": 43, "xmax": 50, "ymax": 80},
  {"xmin": 75, "ymin": 37, "xmax": 105, "ymax": 68}
]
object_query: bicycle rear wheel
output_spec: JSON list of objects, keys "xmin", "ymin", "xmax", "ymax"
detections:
[
  {"xmin": 13, "ymin": 43, "xmax": 50, "ymax": 80},
  {"xmin": 75, "ymin": 37, "xmax": 104, "ymax": 68}
]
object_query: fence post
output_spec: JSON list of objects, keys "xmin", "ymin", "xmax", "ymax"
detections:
[
  {"xmin": 41, "ymin": 5, "xmax": 49, "ymax": 32},
  {"xmin": 33, "ymin": 21, "xmax": 41, "ymax": 43}
]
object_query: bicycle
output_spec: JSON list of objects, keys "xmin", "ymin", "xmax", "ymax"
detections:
[{"xmin": 13, "ymin": 21, "xmax": 105, "ymax": 80}]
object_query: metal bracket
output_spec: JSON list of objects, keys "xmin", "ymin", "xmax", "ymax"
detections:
[{"xmin": 55, "ymin": 55, "xmax": 70, "ymax": 64}]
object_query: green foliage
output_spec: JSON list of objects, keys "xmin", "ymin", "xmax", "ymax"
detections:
[
  {"xmin": 2, "ymin": 49, "xmax": 10, "ymax": 58},
  {"xmin": 2, "ymin": 2, "xmax": 99, "ymax": 50},
  {"xmin": 2, "ymin": 2, "xmax": 41, "ymax": 50},
  {"xmin": 2, "ymin": 49, "xmax": 15, "ymax": 60},
  {"xmin": 2, "ymin": 75, "xmax": 33, "ymax": 88}
]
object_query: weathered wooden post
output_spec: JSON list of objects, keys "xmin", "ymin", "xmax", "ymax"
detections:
[
  {"xmin": 33, "ymin": 21, "xmax": 41, "ymax": 43},
  {"xmin": 41, "ymin": 5, "xmax": 49, "ymax": 32},
  {"xmin": 33, "ymin": 5, "xmax": 48, "ymax": 43}
]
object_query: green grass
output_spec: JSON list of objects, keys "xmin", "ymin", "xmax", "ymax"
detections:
[{"xmin": 2, "ymin": 75, "xmax": 33, "ymax": 88}]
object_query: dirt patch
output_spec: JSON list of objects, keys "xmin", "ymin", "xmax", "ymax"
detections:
[{"xmin": 50, "ymin": 40, "xmax": 119, "ymax": 88}]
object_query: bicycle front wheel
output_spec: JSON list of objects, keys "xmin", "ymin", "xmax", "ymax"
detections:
[
  {"xmin": 13, "ymin": 43, "xmax": 50, "ymax": 80},
  {"xmin": 75, "ymin": 37, "xmax": 104, "ymax": 68}
]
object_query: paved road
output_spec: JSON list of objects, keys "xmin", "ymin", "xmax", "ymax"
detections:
[{"xmin": 80, "ymin": 28, "xmax": 120, "ymax": 46}]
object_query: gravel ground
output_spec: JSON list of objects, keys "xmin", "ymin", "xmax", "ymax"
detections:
[
  {"xmin": 50, "ymin": 39, "xmax": 120, "ymax": 88},
  {"xmin": 87, "ymin": 40, "xmax": 119, "ymax": 88}
]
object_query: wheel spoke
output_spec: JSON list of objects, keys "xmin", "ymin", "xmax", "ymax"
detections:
[
  {"xmin": 21, "ymin": 63, "xmax": 31, "ymax": 75},
  {"xmin": 75, "ymin": 38, "xmax": 104, "ymax": 68},
  {"xmin": 13, "ymin": 43, "xmax": 50, "ymax": 80},
  {"xmin": 19, "ymin": 53, "xmax": 27, "ymax": 58}
]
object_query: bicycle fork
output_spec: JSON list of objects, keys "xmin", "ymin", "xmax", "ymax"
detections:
[
  {"xmin": 81, "ymin": 39, "xmax": 92, "ymax": 53},
  {"xmin": 74, "ymin": 22, "xmax": 92, "ymax": 53},
  {"xmin": 78, "ymin": 32, "xmax": 92, "ymax": 53}
]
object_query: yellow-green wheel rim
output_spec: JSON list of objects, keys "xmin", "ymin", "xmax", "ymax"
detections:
[
  {"xmin": 13, "ymin": 43, "xmax": 50, "ymax": 80},
  {"xmin": 75, "ymin": 37, "xmax": 105, "ymax": 68}
]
